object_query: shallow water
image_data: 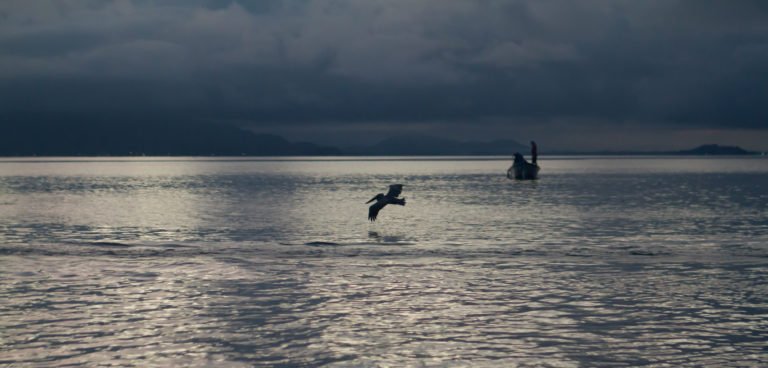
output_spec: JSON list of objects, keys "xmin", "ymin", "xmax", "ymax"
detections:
[{"xmin": 1, "ymin": 156, "xmax": 767, "ymax": 366}]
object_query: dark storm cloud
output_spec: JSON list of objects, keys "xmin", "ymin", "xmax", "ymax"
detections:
[{"xmin": 1, "ymin": 0, "xmax": 767, "ymax": 141}]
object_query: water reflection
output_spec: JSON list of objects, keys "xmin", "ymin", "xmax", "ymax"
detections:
[
  {"xmin": 1, "ymin": 157, "xmax": 767, "ymax": 257},
  {"xmin": 1, "ymin": 157, "xmax": 768, "ymax": 365},
  {"xmin": 1, "ymin": 254, "xmax": 765, "ymax": 366}
]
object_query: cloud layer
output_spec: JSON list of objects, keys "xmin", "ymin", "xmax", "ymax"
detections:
[{"xmin": 1, "ymin": 0, "xmax": 767, "ymax": 149}]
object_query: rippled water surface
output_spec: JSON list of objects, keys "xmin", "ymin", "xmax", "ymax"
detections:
[{"xmin": 1, "ymin": 156, "xmax": 767, "ymax": 366}]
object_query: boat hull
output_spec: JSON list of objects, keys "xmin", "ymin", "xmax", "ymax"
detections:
[{"xmin": 508, "ymin": 162, "xmax": 539, "ymax": 180}]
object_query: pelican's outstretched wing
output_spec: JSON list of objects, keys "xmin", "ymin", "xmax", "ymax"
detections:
[
  {"xmin": 368, "ymin": 201, "xmax": 387, "ymax": 222},
  {"xmin": 386, "ymin": 184, "xmax": 403, "ymax": 198}
]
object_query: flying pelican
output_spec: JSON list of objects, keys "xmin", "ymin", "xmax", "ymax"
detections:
[{"xmin": 366, "ymin": 184, "xmax": 406, "ymax": 222}]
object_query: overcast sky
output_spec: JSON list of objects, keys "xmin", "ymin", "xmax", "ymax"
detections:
[{"xmin": 1, "ymin": 0, "xmax": 767, "ymax": 150}]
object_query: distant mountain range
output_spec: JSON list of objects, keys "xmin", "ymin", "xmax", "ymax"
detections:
[
  {"xmin": 0, "ymin": 122, "xmax": 340, "ymax": 156},
  {"xmin": 549, "ymin": 144, "xmax": 759, "ymax": 156},
  {"xmin": 674, "ymin": 144, "xmax": 755, "ymax": 155},
  {"xmin": 346, "ymin": 135, "xmax": 529, "ymax": 155},
  {"xmin": 0, "ymin": 122, "xmax": 760, "ymax": 156}
]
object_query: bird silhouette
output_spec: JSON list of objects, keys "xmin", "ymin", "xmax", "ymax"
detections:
[{"xmin": 366, "ymin": 184, "xmax": 406, "ymax": 221}]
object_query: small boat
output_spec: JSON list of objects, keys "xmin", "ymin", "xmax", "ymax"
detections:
[{"xmin": 507, "ymin": 153, "xmax": 539, "ymax": 180}]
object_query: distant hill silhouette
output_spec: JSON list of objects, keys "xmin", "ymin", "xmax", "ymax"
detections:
[
  {"xmin": 675, "ymin": 144, "xmax": 755, "ymax": 155},
  {"xmin": 0, "ymin": 122, "xmax": 340, "ymax": 156},
  {"xmin": 353, "ymin": 135, "xmax": 528, "ymax": 155},
  {"xmin": 2, "ymin": 123, "xmax": 758, "ymax": 157},
  {"xmin": 548, "ymin": 144, "xmax": 759, "ymax": 156}
]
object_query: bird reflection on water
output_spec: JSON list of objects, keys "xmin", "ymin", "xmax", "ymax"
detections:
[{"xmin": 367, "ymin": 231, "xmax": 406, "ymax": 244}]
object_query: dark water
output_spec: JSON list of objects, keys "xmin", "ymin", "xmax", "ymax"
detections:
[{"xmin": 1, "ymin": 156, "xmax": 767, "ymax": 366}]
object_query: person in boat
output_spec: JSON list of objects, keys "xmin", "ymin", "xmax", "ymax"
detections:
[
  {"xmin": 530, "ymin": 141, "xmax": 538, "ymax": 165},
  {"xmin": 513, "ymin": 152, "xmax": 527, "ymax": 165}
]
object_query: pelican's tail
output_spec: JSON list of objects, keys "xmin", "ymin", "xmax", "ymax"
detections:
[{"xmin": 393, "ymin": 197, "xmax": 406, "ymax": 206}]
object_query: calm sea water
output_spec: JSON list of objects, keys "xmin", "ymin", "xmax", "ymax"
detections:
[{"xmin": 1, "ymin": 156, "xmax": 767, "ymax": 367}]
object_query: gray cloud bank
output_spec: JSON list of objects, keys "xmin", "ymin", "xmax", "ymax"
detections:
[{"xmin": 1, "ymin": 0, "xmax": 767, "ymax": 150}]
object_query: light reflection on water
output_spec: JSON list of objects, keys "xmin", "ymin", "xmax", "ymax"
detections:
[{"xmin": 1, "ymin": 156, "xmax": 767, "ymax": 366}]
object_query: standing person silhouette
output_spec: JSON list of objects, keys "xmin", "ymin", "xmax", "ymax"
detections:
[{"xmin": 530, "ymin": 141, "xmax": 538, "ymax": 165}]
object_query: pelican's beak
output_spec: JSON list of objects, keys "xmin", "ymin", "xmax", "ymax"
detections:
[{"xmin": 366, "ymin": 196, "xmax": 377, "ymax": 204}]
